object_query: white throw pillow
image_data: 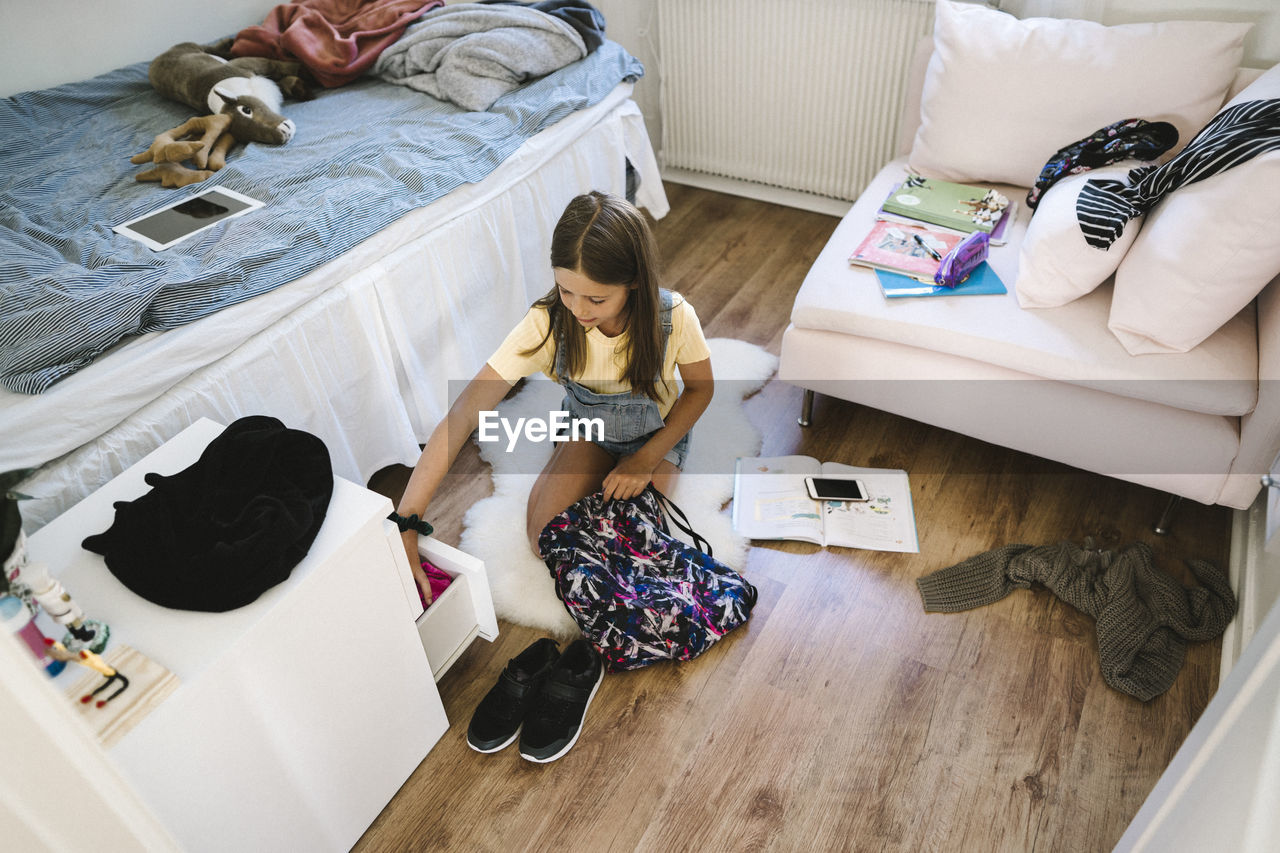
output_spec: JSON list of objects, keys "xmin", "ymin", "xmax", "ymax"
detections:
[
  {"xmin": 1014, "ymin": 163, "xmax": 1144, "ymax": 309},
  {"xmin": 908, "ymin": 0, "xmax": 1249, "ymax": 187},
  {"xmin": 1109, "ymin": 63, "xmax": 1280, "ymax": 355}
]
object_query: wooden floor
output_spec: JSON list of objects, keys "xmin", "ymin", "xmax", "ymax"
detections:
[{"xmin": 356, "ymin": 183, "xmax": 1231, "ymax": 853}]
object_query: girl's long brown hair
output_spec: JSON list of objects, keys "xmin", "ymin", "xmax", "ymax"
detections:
[{"xmin": 523, "ymin": 191, "xmax": 666, "ymax": 401}]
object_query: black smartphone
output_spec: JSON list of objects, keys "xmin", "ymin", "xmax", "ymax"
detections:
[{"xmin": 804, "ymin": 476, "xmax": 870, "ymax": 502}]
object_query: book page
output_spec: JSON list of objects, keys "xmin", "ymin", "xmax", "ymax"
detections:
[
  {"xmin": 817, "ymin": 463, "xmax": 920, "ymax": 552},
  {"xmin": 731, "ymin": 456, "xmax": 823, "ymax": 545}
]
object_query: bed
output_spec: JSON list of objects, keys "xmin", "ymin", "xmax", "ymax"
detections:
[{"xmin": 0, "ymin": 37, "xmax": 668, "ymax": 530}]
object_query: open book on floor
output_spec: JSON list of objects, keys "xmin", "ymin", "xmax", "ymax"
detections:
[{"xmin": 731, "ymin": 456, "xmax": 919, "ymax": 552}]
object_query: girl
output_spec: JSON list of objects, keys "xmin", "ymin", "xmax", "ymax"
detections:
[{"xmin": 392, "ymin": 191, "xmax": 714, "ymax": 603}]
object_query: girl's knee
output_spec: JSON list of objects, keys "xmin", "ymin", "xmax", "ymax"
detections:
[
  {"xmin": 525, "ymin": 439, "xmax": 612, "ymax": 552},
  {"xmin": 650, "ymin": 460, "xmax": 680, "ymax": 495}
]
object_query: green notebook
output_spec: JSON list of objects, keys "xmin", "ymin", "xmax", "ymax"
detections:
[{"xmin": 880, "ymin": 175, "xmax": 1010, "ymax": 234}]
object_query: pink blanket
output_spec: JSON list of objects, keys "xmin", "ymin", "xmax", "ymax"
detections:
[{"xmin": 232, "ymin": 0, "xmax": 444, "ymax": 88}]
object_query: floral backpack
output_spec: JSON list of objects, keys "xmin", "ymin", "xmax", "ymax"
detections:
[{"xmin": 538, "ymin": 486, "xmax": 757, "ymax": 671}]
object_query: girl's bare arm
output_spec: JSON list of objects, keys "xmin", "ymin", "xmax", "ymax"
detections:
[
  {"xmin": 602, "ymin": 357, "xmax": 713, "ymax": 501},
  {"xmin": 397, "ymin": 363, "xmax": 512, "ymax": 602}
]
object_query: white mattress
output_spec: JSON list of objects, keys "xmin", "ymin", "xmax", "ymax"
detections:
[{"xmin": 8, "ymin": 84, "xmax": 668, "ymax": 529}]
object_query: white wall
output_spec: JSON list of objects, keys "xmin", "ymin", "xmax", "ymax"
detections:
[
  {"xmin": 1105, "ymin": 1, "xmax": 1278, "ymax": 67},
  {"xmin": 0, "ymin": 0, "xmax": 273, "ymax": 97},
  {"xmin": 590, "ymin": 0, "xmax": 662, "ymax": 157},
  {"xmin": 594, "ymin": 1, "xmax": 1280, "ymax": 164},
  {"xmin": 1115, "ymin": 585, "xmax": 1280, "ymax": 852},
  {"xmin": 1005, "ymin": 0, "xmax": 1278, "ymax": 66}
]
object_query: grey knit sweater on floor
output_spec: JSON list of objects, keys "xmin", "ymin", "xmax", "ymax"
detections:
[{"xmin": 916, "ymin": 541, "xmax": 1236, "ymax": 701}]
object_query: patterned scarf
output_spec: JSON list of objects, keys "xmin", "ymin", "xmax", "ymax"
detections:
[{"xmin": 1027, "ymin": 117, "xmax": 1177, "ymax": 209}]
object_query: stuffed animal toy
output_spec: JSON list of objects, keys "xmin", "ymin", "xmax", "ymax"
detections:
[
  {"xmin": 133, "ymin": 42, "xmax": 313, "ymax": 186},
  {"xmin": 132, "ymin": 161, "xmax": 213, "ymax": 188},
  {"xmin": 131, "ymin": 114, "xmax": 233, "ymax": 187}
]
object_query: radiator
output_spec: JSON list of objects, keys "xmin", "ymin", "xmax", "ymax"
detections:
[{"xmin": 657, "ymin": 0, "xmax": 935, "ymax": 203}]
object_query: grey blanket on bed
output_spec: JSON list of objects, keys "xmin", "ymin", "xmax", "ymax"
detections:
[
  {"xmin": 374, "ymin": 4, "xmax": 588, "ymax": 111},
  {"xmin": 0, "ymin": 40, "xmax": 641, "ymax": 395}
]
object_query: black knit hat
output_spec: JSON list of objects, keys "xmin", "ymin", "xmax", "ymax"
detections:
[{"xmin": 82, "ymin": 416, "xmax": 334, "ymax": 612}]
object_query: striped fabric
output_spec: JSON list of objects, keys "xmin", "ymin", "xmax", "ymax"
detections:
[
  {"xmin": 0, "ymin": 41, "xmax": 642, "ymax": 394},
  {"xmin": 1077, "ymin": 99, "xmax": 1280, "ymax": 249}
]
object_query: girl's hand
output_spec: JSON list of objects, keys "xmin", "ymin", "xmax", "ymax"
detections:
[
  {"xmin": 403, "ymin": 529, "xmax": 433, "ymax": 606},
  {"xmin": 602, "ymin": 453, "xmax": 656, "ymax": 501}
]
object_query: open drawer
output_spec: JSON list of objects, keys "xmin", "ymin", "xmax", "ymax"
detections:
[
  {"xmin": 385, "ymin": 523, "xmax": 499, "ymax": 681},
  {"xmin": 416, "ymin": 572, "xmax": 477, "ymax": 679},
  {"xmin": 415, "ymin": 536, "xmax": 499, "ymax": 679}
]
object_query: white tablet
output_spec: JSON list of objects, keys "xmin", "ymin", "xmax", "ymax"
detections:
[{"xmin": 113, "ymin": 187, "xmax": 264, "ymax": 251}]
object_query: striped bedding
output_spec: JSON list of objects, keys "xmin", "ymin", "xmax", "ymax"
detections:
[{"xmin": 0, "ymin": 40, "xmax": 642, "ymax": 394}]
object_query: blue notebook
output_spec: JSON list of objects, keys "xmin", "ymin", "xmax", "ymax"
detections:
[{"xmin": 875, "ymin": 261, "xmax": 1006, "ymax": 298}]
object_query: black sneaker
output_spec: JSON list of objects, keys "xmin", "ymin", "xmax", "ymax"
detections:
[
  {"xmin": 467, "ymin": 637, "xmax": 560, "ymax": 753},
  {"xmin": 518, "ymin": 639, "xmax": 604, "ymax": 763}
]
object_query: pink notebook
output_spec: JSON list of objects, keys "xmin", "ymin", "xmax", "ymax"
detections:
[{"xmin": 848, "ymin": 220, "xmax": 966, "ymax": 282}]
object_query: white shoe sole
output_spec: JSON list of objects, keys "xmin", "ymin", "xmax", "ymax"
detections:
[{"xmin": 468, "ymin": 725, "xmax": 521, "ymax": 754}]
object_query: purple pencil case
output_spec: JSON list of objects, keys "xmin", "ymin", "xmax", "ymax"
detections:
[{"xmin": 934, "ymin": 231, "xmax": 989, "ymax": 288}]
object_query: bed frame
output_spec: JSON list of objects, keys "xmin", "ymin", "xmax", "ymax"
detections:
[{"xmin": 3, "ymin": 70, "xmax": 667, "ymax": 530}]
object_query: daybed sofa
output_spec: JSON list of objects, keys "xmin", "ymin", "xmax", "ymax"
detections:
[
  {"xmin": 0, "ymin": 32, "xmax": 667, "ymax": 531},
  {"xmin": 779, "ymin": 2, "xmax": 1280, "ymax": 513}
]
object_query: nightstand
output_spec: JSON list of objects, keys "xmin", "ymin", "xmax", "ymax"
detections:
[{"xmin": 26, "ymin": 418, "xmax": 476, "ymax": 852}]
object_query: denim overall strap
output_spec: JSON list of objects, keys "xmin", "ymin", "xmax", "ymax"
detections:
[{"xmin": 658, "ymin": 287, "xmax": 674, "ymax": 347}]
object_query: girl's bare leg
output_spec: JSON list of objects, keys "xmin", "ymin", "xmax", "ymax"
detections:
[
  {"xmin": 526, "ymin": 446, "xmax": 685, "ymax": 556},
  {"xmin": 649, "ymin": 459, "xmax": 680, "ymax": 498},
  {"xmin": 526, "ymin": 439, "xmax": 616, "ymax": 556}
]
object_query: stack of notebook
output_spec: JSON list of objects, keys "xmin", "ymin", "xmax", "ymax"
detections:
[{"xmin": 848, "ymin": 175, "xmax": 1013, "ymax": 298}]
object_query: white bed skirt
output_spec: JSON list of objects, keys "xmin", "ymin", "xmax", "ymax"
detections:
[{"xmin": 10, "ymin": 88, "xmax": 668, "ymax": 530}]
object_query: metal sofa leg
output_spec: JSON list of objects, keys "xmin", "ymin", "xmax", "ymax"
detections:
[
  {"xmin": 1153, "ymin": 494, "xmax": 1182, "ymax": 535},
  {"xmin": 798, "ymin": 389, "xmax": 814, "ymax": 427}
]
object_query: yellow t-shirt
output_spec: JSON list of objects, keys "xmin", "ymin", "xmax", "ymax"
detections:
[{"xmin": 486, "ymin": 292, "xmax": 711, "ymax": 417}]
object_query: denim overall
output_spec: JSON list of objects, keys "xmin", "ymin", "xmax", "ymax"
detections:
[{"xmin": 554, "ymin": 288, "xmax": 690, "ymax": 468}]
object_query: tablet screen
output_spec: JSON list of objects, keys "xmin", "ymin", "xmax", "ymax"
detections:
[{"xmin": 114, "ymin": 187, "xmax": 264, "ymax": 251}]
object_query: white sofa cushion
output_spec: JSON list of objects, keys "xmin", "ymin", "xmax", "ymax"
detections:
[
  {"xmin": 1109, "ymin": 63, "xmax": 1280, "ymax": 354},
  {"xmin": 908, "ymin": 0, "xmax": 1249, "ymax": 187},
  {"xmin": 788, "ymin": 158, "xmax": 1258, "ymax": 418},
  {"xmin": 1014, "ymin": 162, "xmax": 1145, "ymax": 309}
]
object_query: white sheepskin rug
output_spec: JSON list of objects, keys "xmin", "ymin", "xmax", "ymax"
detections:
[{"xmin": 459, "ymin": 338, "xmax": 777, "ymax": 638}]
